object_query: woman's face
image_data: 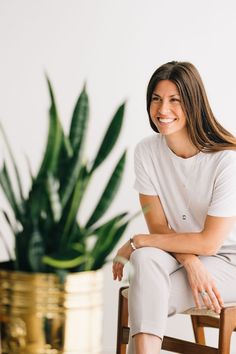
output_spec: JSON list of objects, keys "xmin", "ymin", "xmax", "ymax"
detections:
[{"xmin": 149, "ymin": 80, "xmax": 187, "ymax": 137}]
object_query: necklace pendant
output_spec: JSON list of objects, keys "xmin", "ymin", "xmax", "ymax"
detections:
[{"xmin": 182, "ymin": 214, "xmax": 187, "ymax": 221}]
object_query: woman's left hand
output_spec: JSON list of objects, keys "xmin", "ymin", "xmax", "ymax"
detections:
[
  {"xmin": 112, "ymin": 240, "xmax": 133, "ymax": 281},
  {"xmin": 183, "ymin": 256, "xmax": 224, "ymax": 313}
]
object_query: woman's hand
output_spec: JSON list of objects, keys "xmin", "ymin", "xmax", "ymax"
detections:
[
  {"xmin": 112, "ymin": 240, "xmax": 133, "ymax": 281},
  {"xmin": 183, "ymin": 257, "xmax": 224, "ymax": 314}
]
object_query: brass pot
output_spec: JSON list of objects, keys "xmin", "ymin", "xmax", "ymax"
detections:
[{"xmin": 0, "ymin": 269, "xmax": 103, "ymax": 354}]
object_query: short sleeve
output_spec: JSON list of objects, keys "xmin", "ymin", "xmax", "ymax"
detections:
[
  {"xmin": 133, "ymin": 142, "xmax": 158, "ymax": 196},
  {"xmin": 208, "ymin": 156, "xmax": 236, "ymax": 217}
]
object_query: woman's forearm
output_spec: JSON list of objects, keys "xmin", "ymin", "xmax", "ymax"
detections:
[
  {"xmin": 134, "ymin": 232, "xmax": 214, "ymax": 256},
  {"xmin": 143, "ymin": 224, "xmax": 201, "ymax": 263},
  {"xmin": 173, "ymin": 252, "xmax": 199, "ymax": 266}
]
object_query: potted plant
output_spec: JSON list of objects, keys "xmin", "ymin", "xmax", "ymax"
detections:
[{"xmin": 0, "ymin": 78, "xmax": 132, "ymax": 354}]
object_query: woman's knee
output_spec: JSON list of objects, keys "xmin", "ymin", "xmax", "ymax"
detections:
[
  {"xmin": 130, "ymin": 247, "xmax": 177, "ymax": 274},
  {"xmin": 130, "ymin": 247, "xmax": 167, "ymax": 266}
]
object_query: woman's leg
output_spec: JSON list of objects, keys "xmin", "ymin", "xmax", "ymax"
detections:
[
  {"xmin": 127, "ymin": 247, "xmax": 181, "ymax": 354},
  {"xmin": 134, "ymin": 333, "xmax": 162, "ymax": 354},
  {"xmin": 128, "ymin": 250, "xmax": 236, "ymax": 354}
]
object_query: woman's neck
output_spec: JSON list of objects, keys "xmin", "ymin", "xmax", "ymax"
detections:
[{"xmin": 165, "ymin": 133, "xmax": 199, "ymax": 159}]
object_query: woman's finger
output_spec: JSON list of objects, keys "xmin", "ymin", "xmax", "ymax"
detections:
[
  {"xmin": 207, "ymin": 289, "xmax": 221, "ymax": 313},
  {"xmin": 113, "ymin": 262, "xmax": 124, "ymax": 281},
  {"xmin": 212, "ymin": 285, "xmax": 224, "ymax": 308},
  {"xmin": 113, "ymin": 262, "xmax": 119, "ymax": 280},
  {"xmin": 199, "ymin": 289, "xmax": 213, "ymax": 309},
  {"xmin": 192, "ymin": 288, "xmax": 201, "ymax": 309}
]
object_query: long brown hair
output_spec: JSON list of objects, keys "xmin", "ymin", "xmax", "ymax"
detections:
[{"xmin": 146, "ymin": 61, "xmax": 236, "ymax": 152}]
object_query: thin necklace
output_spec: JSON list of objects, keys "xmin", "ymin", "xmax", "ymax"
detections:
[{"xmin": 167, "ymin": 146, "xmax": 199, "ymax": 221}]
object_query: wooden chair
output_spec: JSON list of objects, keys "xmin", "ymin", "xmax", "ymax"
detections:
[{"xmin": 116, "ymin": 286, "xmax": 236, "ymax": 354}]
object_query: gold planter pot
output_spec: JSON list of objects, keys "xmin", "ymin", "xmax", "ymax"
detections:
[{"xmin": 0, "ymin": 269, "xmax": 103, "ymax": 354}]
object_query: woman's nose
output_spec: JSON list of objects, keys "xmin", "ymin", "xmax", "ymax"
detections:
[{"xmin": 158, "ymin": 101, "xmax": 171, "ymax": 115}]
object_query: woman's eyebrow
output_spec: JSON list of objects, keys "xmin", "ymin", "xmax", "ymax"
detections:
[{"xmin": 152, "ymin": 92, "xmax": 180, "ymax": 97}]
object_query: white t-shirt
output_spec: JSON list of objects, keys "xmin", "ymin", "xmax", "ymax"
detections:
[{"xmin": 134, "ymin": 134, "xmax": 236, "ymax": 253}]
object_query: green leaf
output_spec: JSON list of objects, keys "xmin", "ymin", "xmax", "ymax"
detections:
[
  {"xmin": 24, "ymin": 154, "xmax": 34, "ymax": 183},
  {"xmin": 91, "ymin": 212, "xmax": 127, "ymax": 254},
  {"xmin": 36, "ymin": 77, "xmax": 63, "ymax": 179},
  {"xmin": 92, "ymin": 221, "xmax": 129, "ymax": 270},
  {"xmin": 60, "ymin": 165, "xmax": 90, "ymax": 241},
  {"xmin": 1, "ymin": 209, "xmax": 17, "ymax": 235},
  {"xmin": 90, "ymin": 103, "xmax": 125, "ymax": 172},
  {"xmin": 0, "ymin": 122, "xmax": 24, "ymax": 200},
  {"xmin": 90, "ymin": 211, "xmax": 139, "ymax": 270},
  {"xmin": 56, "ymin": 133, "xmax": 73, "ymax": 183},
  {"xmin": 60, "ymin": 88, "xmax": 89, "ymax": 208},
  {"xmin": 0, "ymin": 162, "xmax": 22, "ymax": 218},
  {"xmin": 85, "ymin": 151, "xmax": 126, "ymax": 228},
  {"xmin": 43, "ymin": 254, "xmax": 88, "ymax": 269},
  {"xmin": 28, "ymin": 226, "xmax": 45, "ymax": 272},
  {"xmin": 62, "ymin": 133, "xmax": 73, "ymax": 158},
  {"xmin": 69, "ymin": 85, "xmax": 89, "ymax": 152},
  {"xmin": 46, "ymin": 174, "xmax": 62, "ymax": 222},
  {"xmin": 91, "ymin": 212, "xmax": 127, "ymax": 250}
]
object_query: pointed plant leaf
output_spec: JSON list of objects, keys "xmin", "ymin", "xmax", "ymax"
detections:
[
  {"xmin": 89, "ymin": 212, "xmax": 127, "ymax": 255},
  {"xmin": 24, "ymin": 153, "xmax": 34, "ymax": 182},
  {"xmin": 0, "ymin": 122, "xmax": 24, "ymax": 200},
  {"xmin": 1, "ymin": 209, "xmax": 17, "ymax": 234},
  {"xmin": 0, "ymin": 165, "xmax": 15, "ymax": 211},
  {"xmin": 90, "ymin": 211, "xmax": 139, "ymax": 270},
  {"xmin": 43, "ymin": 254, "xmax": 88, "ymax": 269},
  {"xmin": 92, "ymin": 221, "xmax": 129, "ymax": 270},
  {"xmin": 63, "ymin": 134, "xmax": 73, "ymax": 158},
  {"xmin": 85, "ymin": 151, "xmax": 126, "ymax": 228},
  {"xmin": 0, "ymin": 162, "xmax": 22, "ymax": 218},
  {"xmin": 58, "ymin": 133, "xmax": 73, "ymax": 169},
  {"xmin": 60, "ymin": 87, "xmax": 89, "ymax": 208},
  {"xmin": 60, "ymin": 156, "xmax": 91, "ymax": 208},
  {"xmin": 28, "ymin": 227, "xmax": 45, "ymax": 272},
  {"xmin": 36, "ymin": 77, "xmax": 63, "ymax": 179},
  {"xmin": 90, "ymin": 103, "xmax": 125, "ymax": 172},
  {"xmin": 69, "ymin": 86, "xmax": 89, "ymax": 152},
  {"xmin": 60, "ymin": 165, "xmax": 91, "ymax": 245},
  {"xmin": 46, "ymin": 174, "xmax": 62, "ymax": 222}
]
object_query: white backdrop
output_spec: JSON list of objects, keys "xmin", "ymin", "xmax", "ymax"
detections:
[{"xmin": 1, "ymin": 0, "xmax": 236, "ymax": 353}]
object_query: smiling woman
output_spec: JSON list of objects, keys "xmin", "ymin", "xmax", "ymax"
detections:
[
  {"xmin": 112, "ymin": 61, "xmax": 236, "ymax": 354},
  {"xmin": 149, "ymin": 80, "xmax": 188, "ymax": 150}
]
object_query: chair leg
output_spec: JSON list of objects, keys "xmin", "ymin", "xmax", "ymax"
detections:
[
  {"xmin": 116, "ymin": 287, "xmax": 129, "ymax": 354},
  {"xmin": 191, "ymin": 315, "xmax": 206, "ymax": 345},
  {"xmin": 218, "ymin": 307, "xmax": 236, "ymax": 354}
]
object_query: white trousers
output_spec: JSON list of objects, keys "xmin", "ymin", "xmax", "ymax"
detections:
[{"xmin": 127, "ymin": 247, "xmax": 236, "ymax": 354}]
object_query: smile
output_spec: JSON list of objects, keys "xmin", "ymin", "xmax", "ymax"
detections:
[{"xmin": 158, "ymin": 118, "xmax": 176, "ymax": 125}]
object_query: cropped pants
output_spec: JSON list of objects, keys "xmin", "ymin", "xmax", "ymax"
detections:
[{"xmin": 127, "ymin": 247, "xmax": 236, "ymax": 354}]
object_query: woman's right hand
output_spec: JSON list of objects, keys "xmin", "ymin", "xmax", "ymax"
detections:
[{"xmin": 181, "ymin": 255, "xmax": 224, "ymax": 314}]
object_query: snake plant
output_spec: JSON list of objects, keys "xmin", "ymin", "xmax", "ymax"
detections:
[{"xmin": 0, "ymin": 78, "xmax": 132, "ymax": 275}]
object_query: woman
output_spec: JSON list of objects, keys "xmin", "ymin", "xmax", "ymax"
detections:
[{"xmin": 112, "ymin": 61, "xmax": 236, "ymax": 354}]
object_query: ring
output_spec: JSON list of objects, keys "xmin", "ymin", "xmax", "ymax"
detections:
[{"xmin": 200, "ymin": 290, "xmax": 207, "ymax": 297}]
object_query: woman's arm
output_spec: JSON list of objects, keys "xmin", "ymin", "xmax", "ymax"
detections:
[
  {"xmin": 135, "ymin": 194, "xmax": 229, "ymax": 313},
  {"xmin": 136, "ymin": 194, "xmax": 236, "ymax": 256},
  {"xmin": 138, "ymin": 194, "xmax": 198, "ymax": 264},
  {"xmin": 134, "ymin": 215, "xmax": 236, "ymax": 255}
]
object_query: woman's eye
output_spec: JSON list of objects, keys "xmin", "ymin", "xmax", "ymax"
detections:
[
  {"xmin": 152, "ymin": 96, "xmax": 160, "ymax": 102},
  {"xmin": 171, "ymin": 98, "xmax": 180, "ymax": 103}
]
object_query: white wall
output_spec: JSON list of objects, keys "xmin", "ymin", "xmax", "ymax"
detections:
[{"xmin": 1, "ymin": 0, "xmax": 236, "ymax": 353}]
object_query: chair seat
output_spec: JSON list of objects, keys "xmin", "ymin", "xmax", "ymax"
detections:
[{"xmin": 121, "ymin": 287, "xmax": 236, "ymax": 319}]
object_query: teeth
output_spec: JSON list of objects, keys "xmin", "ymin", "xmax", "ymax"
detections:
[{"xmin": 159, "ymin": 118, "xmax": 175, "ymax": 123}]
